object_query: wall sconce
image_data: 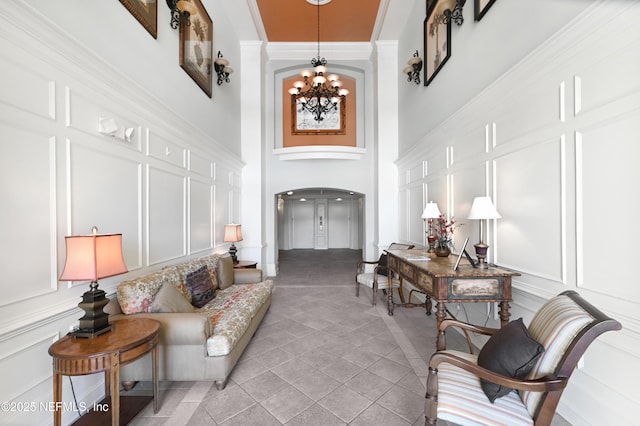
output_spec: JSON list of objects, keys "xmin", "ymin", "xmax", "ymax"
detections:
[
  {"xmin": 402, "ymin": 50, "xmax": 423, "ymax": 85},
  {"xmin": 98, "ymin": 117, "xmax": 135, "ymax": 142},
  {"xmin": 438, "ymin": 0, "xmax": 466, "ymax": 26},
  {"xmin": 166, "ymin": 0, "xmax": 196, "ymax": 29},
  {"xmin": 214, "ymin": 51, "xmax": 234, "ymax": 86}
]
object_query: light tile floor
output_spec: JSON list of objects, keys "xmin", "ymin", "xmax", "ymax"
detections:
[{"xmin": 126, "ymin": 249, "xmax": 570, "ymax": 426}]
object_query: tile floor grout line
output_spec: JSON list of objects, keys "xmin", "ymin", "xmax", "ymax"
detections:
[{"xmin": 375, "ymin": 302, "xmax": 430, "ymax": 389}]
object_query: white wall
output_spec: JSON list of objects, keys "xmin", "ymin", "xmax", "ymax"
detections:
[
  {"xmin": 0, "ymin": 2, "xmax": 243, "ymax": 425},
  {"xmin": 396, "ymin": 1, "xmax": 640, "ymax": 424}
]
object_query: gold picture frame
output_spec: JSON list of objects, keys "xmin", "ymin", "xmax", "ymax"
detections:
[
  {"xmin": 119, "ymin": 0, "xmax": 158, "ymax": 39},
  {"xmin": 179, "ymin": 0, "xmax": 213, "ymax": 98},
  {"xmin": 291, "ymin": 96, "xmax": 346, "ymax": 135}
]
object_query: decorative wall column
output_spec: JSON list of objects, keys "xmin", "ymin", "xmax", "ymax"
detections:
[
  {"xmin": 239, "ymin": 41, "xmax": 265, "ymax": 267},
  {"xmin": 375, "ymin": 41, "xmax": 401, "ymax": 252}
]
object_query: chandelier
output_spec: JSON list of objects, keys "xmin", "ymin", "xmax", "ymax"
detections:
[{"xmin": 288, "ymin": 0, "xmax": 349, "ymax": 122}]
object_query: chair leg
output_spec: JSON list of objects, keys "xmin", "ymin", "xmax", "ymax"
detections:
[
  {"xmin": 372, "ymin": 281, "xmax": 378, "ymax": 306},
  {"xmin": 425, "ymin": 366, "xmax": 439, "ymax": 425},
  {"xmin": 355, "ymin": 280, "xmax": 360, "ymax": 297}
]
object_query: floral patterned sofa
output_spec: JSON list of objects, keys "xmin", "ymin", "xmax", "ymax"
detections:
[{"xmin": 105, "ymin": 253, "xmax": 273, "ymax": 390}]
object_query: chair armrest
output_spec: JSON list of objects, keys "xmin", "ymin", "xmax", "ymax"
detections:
[
  {"xmin": 357, "ymin": 260, "xmax": 380, "ymax": 274},
  {"xmin": 429, "ymin": 352, "xmax": 568, "ymax": 393},
  {"xmin": 439, "ymin": 319, "xmax": 499, "ymax": 336},
  {"xmin": 439, "ymin": 319, "xmax": 499, "ymax": 354},
  {"xmin": 233, "ymin": 268, "xmax": 263, "ymax": 284}
]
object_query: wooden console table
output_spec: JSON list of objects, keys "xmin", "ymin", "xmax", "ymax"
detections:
[
  {"xmin": 48, "ymin": 318, "xmax": 160, "ymax": 426},
  {"xmin": 386, "ymin": 249, "xmax": 520, "ymax": 350}
]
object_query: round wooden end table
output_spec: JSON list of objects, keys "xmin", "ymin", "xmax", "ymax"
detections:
[
  {"xmin": 233, "ymin": 260, "xmax": 257, "ymax": 269},
  {"xmin": 48, "ymin": 317, "xmax": 160, "ymax": 426}
]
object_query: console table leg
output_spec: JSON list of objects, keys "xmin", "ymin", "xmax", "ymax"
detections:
[
  {"xmin": 436, "ymin": 302, "xmax": 447, "ymax": 350},
  {"xmin": 499, "ymin": 301, "xmax": 511, "ymax": 327},
  {"xmin": 387, "ymin": 274, "xmax": 394, "ymax": 316}
]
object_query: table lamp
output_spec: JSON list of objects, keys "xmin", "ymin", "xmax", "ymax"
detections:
[
  {"xmin": 421, "ymin": 202, "xmax": 442, "ymax": 252},
  {"xmin": 467, "ymin": 196, "xmax": 501, "ymax": 268},
  {"xmin": 224, "ymin": 224, "xmax": 243, "ymax": 264},
  {"xmin": 59, "ymin": 227, "xmax": 128, "ymax": 338}
]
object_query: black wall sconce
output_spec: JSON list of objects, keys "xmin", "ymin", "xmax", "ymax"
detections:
[
  {"xmin": 166, "ymin": 0, "xmax": 195, "ymax": 29},
  {"xmin": 402, "ymin": 50, "xmax": 423, "ymax": 85},
  {"xmin": 439, "ymin": 0, "xmax": 466, "ymax": 26},
  {"xmin": 214, "ymin": 51, "xmax": 234, "ymax": 85}
]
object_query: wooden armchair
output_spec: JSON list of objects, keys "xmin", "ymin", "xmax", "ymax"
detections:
[
  {"xmin": 425, "ymin": 291, "xmax": 621, "ymax": 426},
  {"xmin": 355, "ymin": 243, "xmax": 414, "ymax": 307}
]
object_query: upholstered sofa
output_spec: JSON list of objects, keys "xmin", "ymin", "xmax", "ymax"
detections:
[{"xmin": 105, "ymin": 253, "xmax": 273, "ymax": 390}]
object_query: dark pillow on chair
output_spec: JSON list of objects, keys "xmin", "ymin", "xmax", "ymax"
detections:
[
  {"xmin": 186, "ymin": 265, "xmax": 216, "ymax": 308},
  {"xmin": 376, "ymin": 253, "xmax": 389, "ymax": 276},
  {"xmin": 477, "ymin": 318, "xmax": 544, "ymax": 403}
]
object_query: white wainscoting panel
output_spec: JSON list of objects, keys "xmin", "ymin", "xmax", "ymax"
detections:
[
  {"xmin": 0, "ymin": 125, "xmax": 57, "ymax": 306},
  {"xmin": 190, "ymin": 178, "xmax": 214, "ymax": 254},
  {"xmin": 577, "ymin": 114, "xmax": 640, "ymax": 303},
  {"xmin": 494, "ymin": 138, "xmax": 565, "ymax": 280},
  {"xmin": 67, "ymin": 142, "xmax": 143, "ymax": 269},
  {"xmin": 147, "ymin": 166, "xmax": 187, "ymax": 265}
]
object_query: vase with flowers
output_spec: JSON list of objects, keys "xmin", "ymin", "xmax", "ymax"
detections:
[{"xmin": 434, "ymin": 215, "xmax": 456, "ymax": 257}]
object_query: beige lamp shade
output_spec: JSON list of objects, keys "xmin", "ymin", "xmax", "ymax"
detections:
[
  {"xmin": 223, "ymin": 224, "xmax": 243, "ymax": 243},
  {"xmin": 421, "ymin": 202, "xmax": 442, "ymax": 219},
  {"xmin": 60, "ymin": 233, "xmax": 128, "ymax": 281}
]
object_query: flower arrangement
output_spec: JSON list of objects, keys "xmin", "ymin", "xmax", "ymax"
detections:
[{"xmin": 433, "ymin": 214, "xmax": 456, "ymax": 249}]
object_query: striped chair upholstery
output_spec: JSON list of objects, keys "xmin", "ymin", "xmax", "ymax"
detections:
[{"xmin": 425, "ymin": 291, "xmax": 621, "ymax": 426}]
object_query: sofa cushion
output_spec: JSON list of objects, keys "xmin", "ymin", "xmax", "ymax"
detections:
[
  {"xmin": 151, "ymin": 283, "xmax": 195, "ymax": 313},
  {"xmin": 186, "ymin": 265, "xmax": 216, "ymax": 308},
  {"xmin": 117, "ymin": 271, "xmax": 165, "ymax": 314},
  {"xmin": 477, "ymin": 318, "xmax": 544, "ymax": 402},
  {"xmin": 202, "ymin": 279, "xmax": 273, "ymax": 356},
  {"xmin": 217, "ymin": 256, "xmax": 235, "ymax": 290}
]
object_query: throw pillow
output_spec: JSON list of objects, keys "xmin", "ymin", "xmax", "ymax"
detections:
[
  {"xmin": 217, "ymin": 256, "xmax": 235, "ymax": 290},
  {"xmin": 150, "ymin": 282, "xmax": 195, "ymax": 313},
  {"xmin": 477, "ymin": 318, "xmax": 545, "ymax": 403},
  {"xmin": 185, "ymin": 265, "xmax": 216, "ymax": 308},
  {"xmin": 376, "ymin": 253, "xmax": 389, "ymax": 276}
]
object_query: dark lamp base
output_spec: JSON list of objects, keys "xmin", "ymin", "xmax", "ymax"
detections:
[
  {"xmin": 474, "ymin": 242, "xmax": 489, "ymax": 269},
  {"xmin": 73, "ymin": 283, "xmax": 113, "ymax": 339}
]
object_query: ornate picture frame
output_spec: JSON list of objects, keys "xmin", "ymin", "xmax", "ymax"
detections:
[
  {"xmin": 119, "ymin": 0, "xmax": 158, "ymax": 39},
  {"xmin": 291, "ymin": 96, "xmax": 346, "ymax": 135},
  {"xmin": 179, "ymin": 0, "xmax": 213, "ymax": 98},
  {"xmin": 423, "ymin": 4, "xmax": 452, "ymax": 86},
  {"xmin": 475, "ymin": 0, "xmax": 497, "ymax": 21}
]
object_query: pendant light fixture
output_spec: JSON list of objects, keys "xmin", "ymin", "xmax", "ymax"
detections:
[{"xmin": 288, "ymin": 0, "xmax": 349, "ymax": 122}]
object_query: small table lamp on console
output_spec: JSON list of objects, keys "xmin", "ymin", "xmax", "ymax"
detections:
[
  {"xmin": 467, "ymin": 196, "xmax": 501, "ymax": 269},
  {"xmin": 421, "ymin": 202, "xmax": 442, "ymax": 252},
  {"xmin": 59, "ymin": 226, "xmax": 128, "ymax": 338},
  {"xmin": 224, "ymin": 223, "xmax": 243, "ymax": 264}
]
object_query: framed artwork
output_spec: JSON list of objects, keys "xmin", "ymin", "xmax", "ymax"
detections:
[
  {"xmin": 119, "ymin": 0, "xmax": 158, "ymax": 39},
  {"xmin": 179, "ymin": 0, "xmax": 213, "ymax": 98},
  {"xmin": 475, "ymin": 0, "xmax": 497, "ymax": 21},
  {"xmin": 291, "ymin": 96, "xmax": 346, "ymax": 135},
  {"xmin": 423, "ymin": 6, "xmax": 451, "ymax": 86}
]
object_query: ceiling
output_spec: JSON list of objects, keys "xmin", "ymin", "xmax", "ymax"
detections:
[{"xmin": 255, "ymin": 0, "xmax": 382, "ymax": 42}]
